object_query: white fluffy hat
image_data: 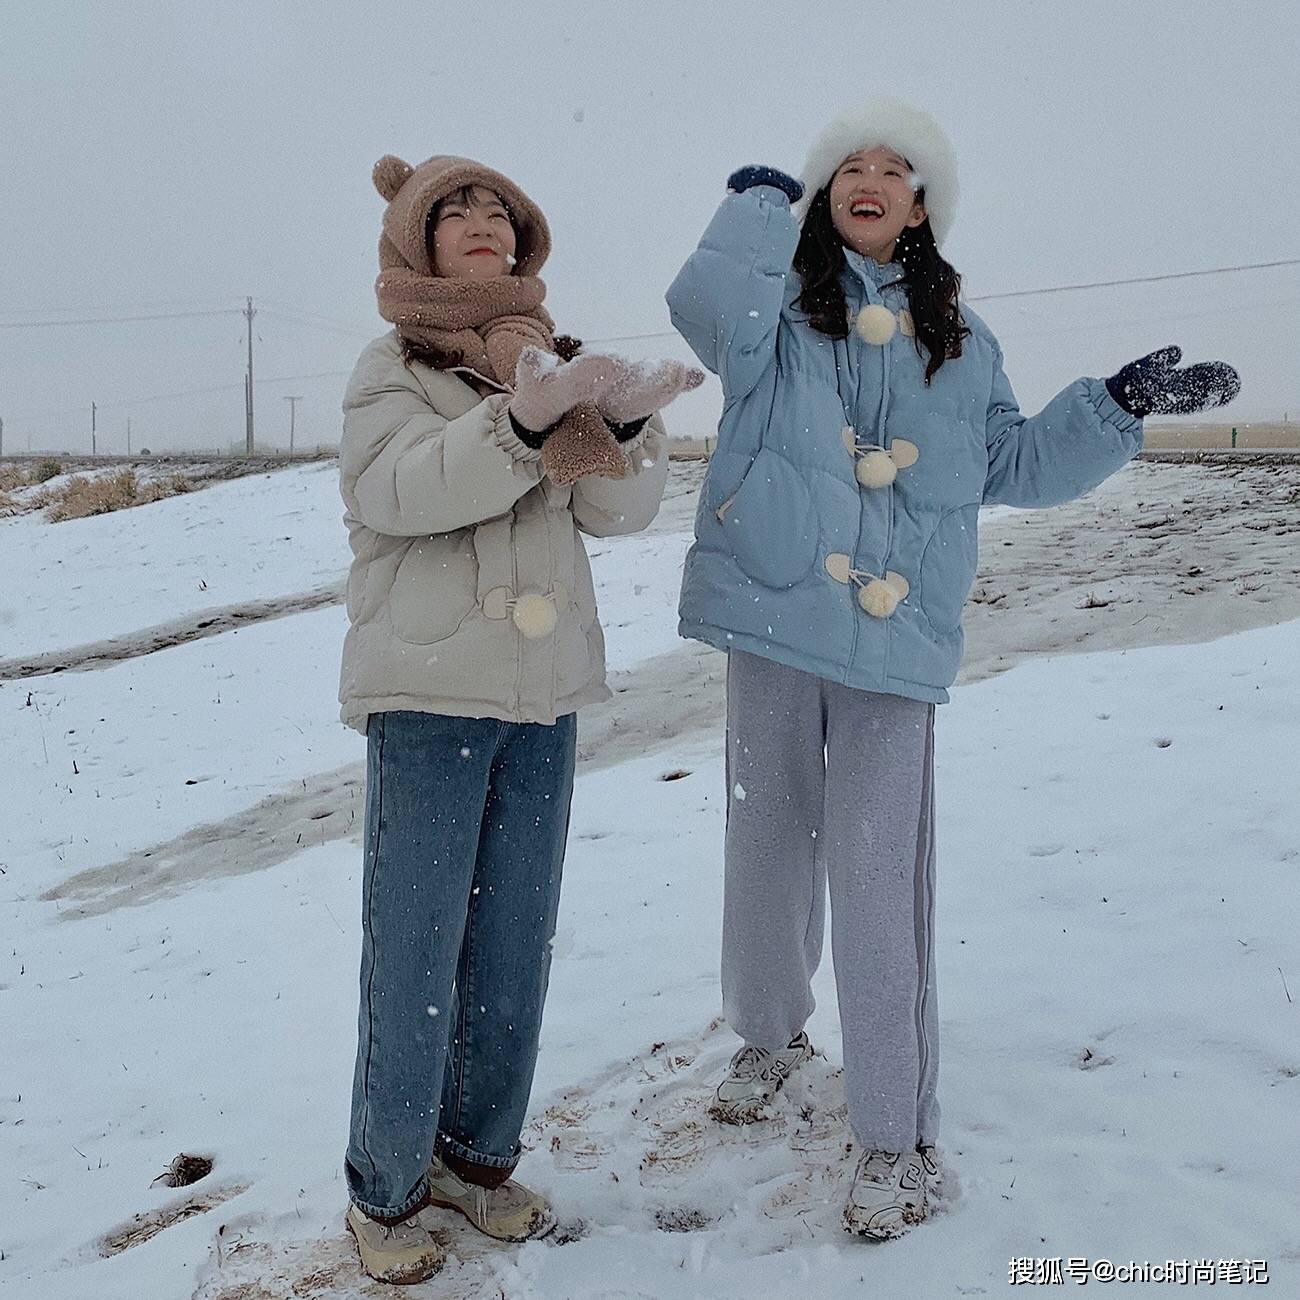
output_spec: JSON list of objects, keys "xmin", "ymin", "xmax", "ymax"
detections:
[{"xmin": 799, "ymin": 98, "xmax": 959, "ymax": 246}]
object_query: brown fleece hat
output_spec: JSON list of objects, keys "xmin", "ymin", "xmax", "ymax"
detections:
[{"xmin": 373, "ymin": 154, "xmax": 552, "ymax": 277}]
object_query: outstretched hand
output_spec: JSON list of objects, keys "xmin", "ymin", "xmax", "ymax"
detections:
[{"xmin": 1106, "ymin": 346, "xmax": 1241, "ymax": 419}]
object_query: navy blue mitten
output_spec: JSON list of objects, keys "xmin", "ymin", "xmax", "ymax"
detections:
[
  {"xmin": 726, "ymin": 166, "xmax": 805, "ymax": 203},
  {"xmin": 1105, "ymin": 345, "xmax": 1241, "ymax": 419}
]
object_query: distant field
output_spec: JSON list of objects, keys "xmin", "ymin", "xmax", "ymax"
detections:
[
  {"xmin": 666, "ymin": 422, "xmax": 1300, "ymax": 459},
  {"xmin": 6, "ymin": 425, "xmax": 1294, "ymax": 468},
  {"xmin": 1142, "ymin": 422, "xmax": 1300, "ymax": 449}
]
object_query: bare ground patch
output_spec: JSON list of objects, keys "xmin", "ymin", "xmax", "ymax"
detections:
[{"xmin": 98, "ymin": 1182, "xmax": 250, "ymax": 1258}]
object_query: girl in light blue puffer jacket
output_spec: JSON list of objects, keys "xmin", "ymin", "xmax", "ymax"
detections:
[{"xmin": 665, "ymin": 99, "xmax": 1239, "ymax": 1241}]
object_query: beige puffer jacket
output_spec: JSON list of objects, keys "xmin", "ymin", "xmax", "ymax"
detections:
[{"xmin": 338, "ymin": 332, "xmax": 669, "ymax": 733}]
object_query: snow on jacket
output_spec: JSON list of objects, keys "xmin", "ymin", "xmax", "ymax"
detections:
[
  {"xmin": 337, "ymin": 331, "xmax": 669, "ymax": 733},
  {"xmin": 665, "ymin": 185, "xmax": 1144, "ymax": 704}
]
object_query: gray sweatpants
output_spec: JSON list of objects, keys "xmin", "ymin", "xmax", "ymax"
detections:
[{"xmin": 722, "ymin": 648, "xmax": 940, "ymax": 1151}]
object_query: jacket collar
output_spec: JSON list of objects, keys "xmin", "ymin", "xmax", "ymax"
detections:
[{"xmin": 842, "ymin": 247, "xmax": 904, "ymax": 293}]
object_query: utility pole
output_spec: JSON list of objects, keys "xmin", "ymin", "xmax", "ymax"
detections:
[
  {"xmin": 127, "ymin": 418, "xmax": 132, "ymax": 457},
  {"xmin": 92, "ymin": 401, "xmax": 97, "ymax": 456},
  {"xmin": 283, "ymin": 396, "xmax": 302, "ymax": 456},
  {"xmin": 244, "ymin": 296, "xmax": 257, "ymax": 455},
  {"xmin": 0, "ymin": 415, "xmax": 4, "ymax": 458}
]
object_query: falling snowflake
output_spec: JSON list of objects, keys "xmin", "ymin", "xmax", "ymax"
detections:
[{"xmin": 733, "ymin": 783, "xmax": 747, "ymax": 801}]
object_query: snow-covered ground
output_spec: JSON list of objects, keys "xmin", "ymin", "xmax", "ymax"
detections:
[
  {"xmin": 0, "ymin": 464, "xmax": 349, "ymax": 660},
  {"xmin": 2, "ymin": 462, "xmax": 1298, "ymax": 1299},
  {"xmin": 0, "ymin": 460, "xmax": 700, "ymax": 675}
]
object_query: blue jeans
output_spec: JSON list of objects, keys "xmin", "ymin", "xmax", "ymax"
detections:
[{"xmin": 345, "ymin": 708, "xmax": 577, "ymax": 1219}]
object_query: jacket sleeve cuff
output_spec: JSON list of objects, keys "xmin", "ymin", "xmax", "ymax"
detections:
[
  {"xmin": 747, "ymin": 183, "xmax": 796, "ymax": 211},
  {"xmin": 606, "ymin": 415, "xmax": 650, "ymax": 444},
  {"xmin": 494, "ymin": 400, "xmax": 545, "ymax": 462},
  {"xmin": 1088, "ymin": 377, "xmax": 1144, "ymax": 435},
  {"xmin": 610, "ymin": 411, "xmax": 665, "ymax": 466}
]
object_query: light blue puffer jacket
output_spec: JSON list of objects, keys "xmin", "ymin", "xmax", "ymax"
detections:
[{"xmin": 666, "ymin": 184, "xmax": 1144, "ymax": 704}]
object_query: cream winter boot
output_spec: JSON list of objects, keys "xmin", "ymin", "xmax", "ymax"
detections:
[
  {"xmin": 345, "ymin": 1202, "xmax": 444, "ymax": 1285},
  {"xmin": 421, "ymin": 1154, "xmax": 556, "ymax": 1242}
]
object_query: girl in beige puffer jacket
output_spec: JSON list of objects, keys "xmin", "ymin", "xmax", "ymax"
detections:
[{"xmin": 338, "ymin": 152, "xmax": 699, "ymax": 1284}]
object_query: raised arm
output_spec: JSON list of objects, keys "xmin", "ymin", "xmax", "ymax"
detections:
[{"xmin": 665, "ymin": 167, "xmax": 804, "ymax": 402}]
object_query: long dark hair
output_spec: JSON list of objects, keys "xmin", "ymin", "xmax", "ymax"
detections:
[
  {"xmin": 793, "ymin": 182, "xmax": 969, "ymax": 384},
  {"xmin": 401, "ymin": 333, "xmax": 583, "ymax": 373}
]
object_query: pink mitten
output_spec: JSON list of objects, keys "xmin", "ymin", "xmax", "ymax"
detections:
[
  {"xmin": 510, "ymin": 349, "xmax": 619, "ymax": 433},
  {"xmin": 596, "ymin": 356, "xmax": 705, "ymax": 425}
]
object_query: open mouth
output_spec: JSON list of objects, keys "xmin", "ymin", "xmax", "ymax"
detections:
[{"xmin": 849, "ymin": 199, "xmax": 886, "ymax": 221}]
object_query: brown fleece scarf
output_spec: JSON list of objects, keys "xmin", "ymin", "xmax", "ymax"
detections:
[
  {"xmin": 372, "ymin": 153, "xmax": 626, "ymax": 484},
  {"xmin": 376, "ymin": 268, "xmax": 554, "ymax": 385}
]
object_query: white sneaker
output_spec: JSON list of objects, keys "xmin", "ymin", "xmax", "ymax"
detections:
[
  {"xmin": 345, "ymin": 1202, "xmax": 444, "ymax": 1285},
  {"xmin": 709, "ymin": 1031, "xmax": 813, "ymax": 1124},
  {"xmin": 422, "ymin": 1154, "xmax": 556, "ymax": 1242},
  {"xmin": 842, "ymin": 1145, "xmax": 938, "ymax": 1241}
]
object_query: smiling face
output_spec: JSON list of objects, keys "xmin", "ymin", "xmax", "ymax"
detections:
[
  {"xmin": 429, "ymin": 184, "xmax": 518, "ymax": 279},
  {"xmin": 828, "ymin": 146, "xmax": 927, "ymax": 263}
]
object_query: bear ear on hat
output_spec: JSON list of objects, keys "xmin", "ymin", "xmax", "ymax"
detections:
[{"xmin": 373, "ymin": 155, "xmax": 414, "ymax": 202}]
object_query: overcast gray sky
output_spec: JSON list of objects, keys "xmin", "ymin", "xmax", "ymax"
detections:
[{"xmin": 2, "ymin": 0, "xmax": 1297, "ymax": 454}]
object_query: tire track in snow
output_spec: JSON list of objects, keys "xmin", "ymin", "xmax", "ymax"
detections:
[
  {"xmin": 0, "ymin": 583, "xmax": 345, "ymax": 682},
  {"xmin": 40, "ymin": 642, "xmax": 726, "ymax": 919},
  {"xmin": 39, "ymin": 460, "xmax": 1300, "ymax": 919}
]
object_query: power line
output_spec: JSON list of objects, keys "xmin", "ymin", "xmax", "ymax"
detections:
[
  {"xmin": 4, "ymin": 256, "xmax": 1293, "ymax": 339},
  {"xmin": 259, "ymin": 308, "xmax": 376, "ymax": 340},
  {"xmin": 584, "ymin": 329, "xmax": 685, "ymax": 346},
  {"xmin": 0, "ymin": 299, "xmax": 375, "ymax": 341},
  {"xmin": 994, "ymin": 294, "xmax": 1300, "ymax": 341},
  {"xmin": 6, "ymin": 371, "xmax": 351, "ymax": 423},
  {"xmin": 0, "ymin": 308, "xmax": 241, "ymax": 330},
  {"xmin": 4, "ymin": 256, "xmax": 1294, "ymax": 430},
  {"xmin": 586, "ymin": 256, "xmax": 1300, "ymax": 345},
  {"xmin": 0, "ymin": 297, "xmax": 238, "ymax": 317},
  {"xmin": 968, "ymin": 257, "xmax": 1300, "ymax": 304},
  {"xmin": 260, "ymin": 300, "xmax": 380, "ymax": 336}
]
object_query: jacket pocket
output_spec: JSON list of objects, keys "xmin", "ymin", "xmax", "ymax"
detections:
[
  {"xmin": 916, "ymin": 503, "xmax": 980, "ymax": 634},
  {"xmin": 717, "ymin": 447, "xmax": 819, "ymax": 589},
  {"xmin": 387, "ymin": 530, "xmax": 479, "ymax": 645}
]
